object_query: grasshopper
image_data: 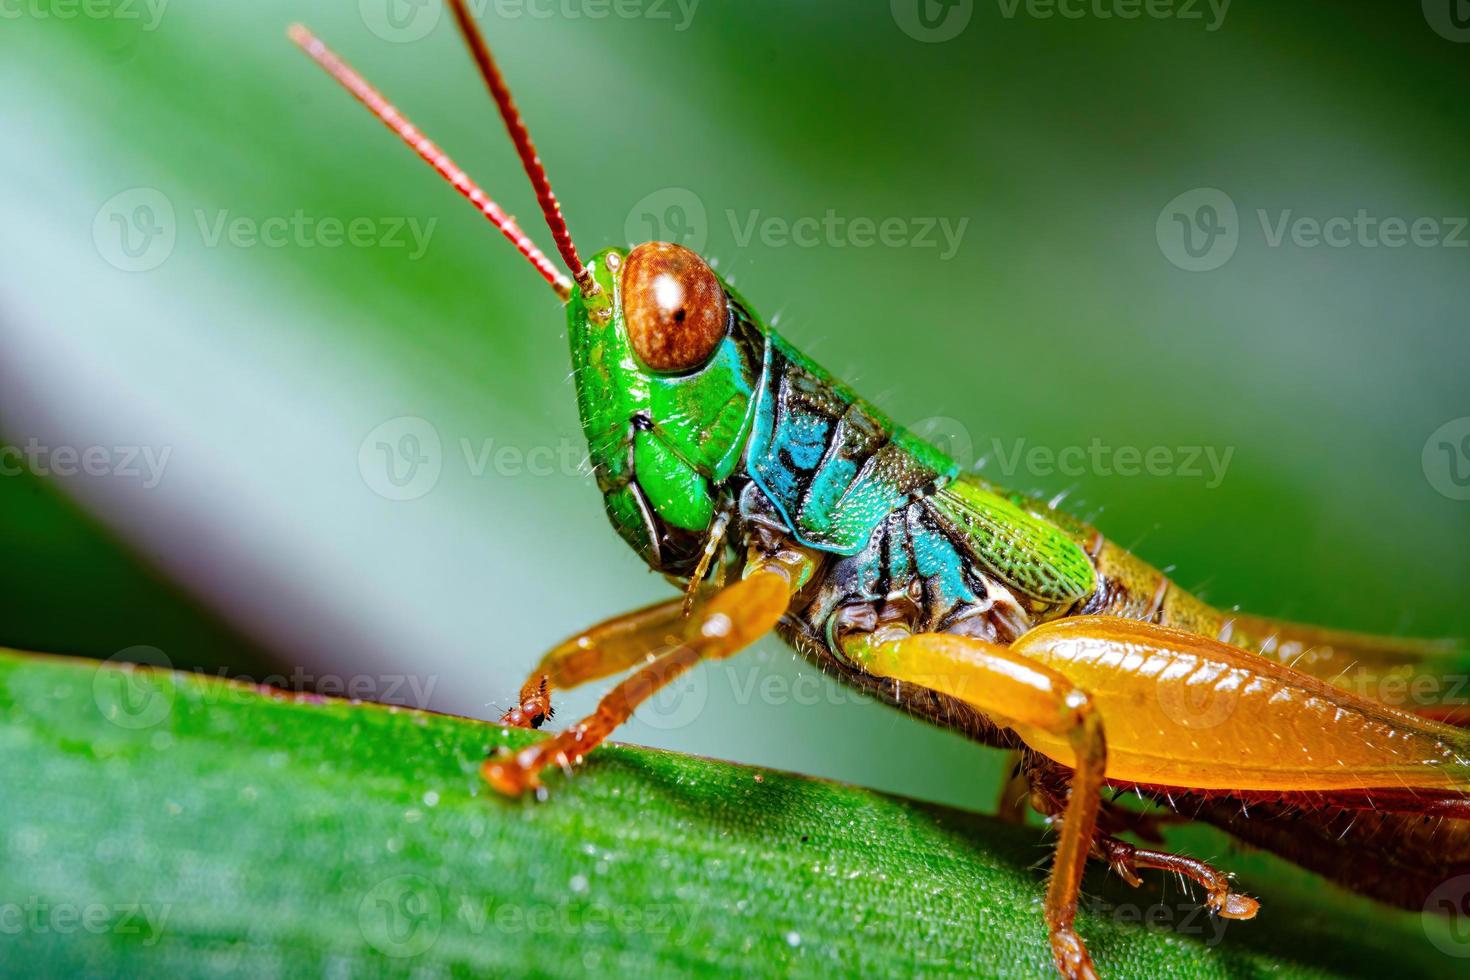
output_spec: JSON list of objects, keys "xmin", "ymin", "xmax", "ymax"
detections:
[{"xmin": 291, "ymin": 6, "xmax": 1470, "ymax": 976}]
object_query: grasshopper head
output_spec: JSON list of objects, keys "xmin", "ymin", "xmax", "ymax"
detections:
[
  {"xmin": 567, "ymin": 243, "xmax": 764, "ymax": 573},
  {"xmin": 289, "ymin": 18, "xmax": 766, "ymax": 573}
]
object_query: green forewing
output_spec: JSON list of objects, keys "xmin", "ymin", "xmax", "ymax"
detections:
[{"xmin": 933, "ymin": 477, "xmax": 1097, "ymax": 603}]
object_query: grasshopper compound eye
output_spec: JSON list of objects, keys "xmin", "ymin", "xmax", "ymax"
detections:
[{"xmin": 621, "ymin": 242, "xmax": 728, "ymax": 373}]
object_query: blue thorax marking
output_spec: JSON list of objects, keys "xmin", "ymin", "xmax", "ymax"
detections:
[{"xmin": 745, "ymin": 335, "xmax": 958, "ymax": 555}]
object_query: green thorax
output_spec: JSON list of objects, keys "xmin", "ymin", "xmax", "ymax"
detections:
[{"xmin": 742, "ymin": 336, "xmax": 1093, "ymax": 604}]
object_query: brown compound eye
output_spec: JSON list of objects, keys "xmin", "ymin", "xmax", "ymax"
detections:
[{"xmin": 620, "ymin": 242, "xmax": 728, "ymax": 373}]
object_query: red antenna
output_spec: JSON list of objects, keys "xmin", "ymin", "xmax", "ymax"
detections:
[
  {"xmin": 288, "ymin": 23, "xmax": 573, "ymax": 301},
  {"xmin": 444, "ymin": 0, "xmax": 596, "ymax": 298}
]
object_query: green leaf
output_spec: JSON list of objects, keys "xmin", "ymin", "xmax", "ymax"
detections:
[{"xmin": 0, "ymin": 649, "xmax": 1456, "ymax": 978}]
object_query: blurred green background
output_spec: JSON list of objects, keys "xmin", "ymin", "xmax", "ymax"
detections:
[{"xmin": 1, "ymin": 0, "xmax": 1467, "ymax": 909}]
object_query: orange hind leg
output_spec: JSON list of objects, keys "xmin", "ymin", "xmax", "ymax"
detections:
[{"xmin": 843, "ymin": 617, "xmax": 1470, "ymax": 977}]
